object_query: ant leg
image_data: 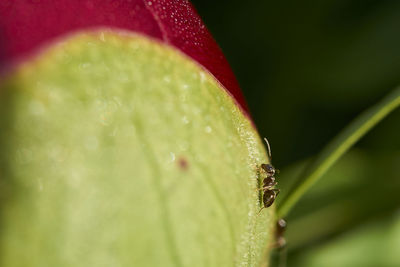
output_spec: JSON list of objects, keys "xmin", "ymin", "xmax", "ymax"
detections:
[
  {"xmin": 254, "ymin": 185, "xmax": 277, "ymax": 192},
  {"xmin": 257, "ymin": 206, "xmax": 265, "ymax": 216},
  {"xmin": 254, "ymin": 187, "xmax": 268, "ymax": 192},
  {"xmin": 272, "ymin": 188, "xmax": 280, "ymax": 195}
]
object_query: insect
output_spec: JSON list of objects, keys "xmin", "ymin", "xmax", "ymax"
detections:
[
  {"xmin": 258, "ymin": 138, "xmax": 280, "ymax": 212},
  {"xmin": 275, "ymin": 218, "xmax": 287, "ymax": 249},
  {"xmin": 273, "ymin": 218, "xmax": 288, "ymax": 267}
]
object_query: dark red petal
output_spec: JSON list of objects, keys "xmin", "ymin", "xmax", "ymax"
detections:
[{"xmin": 0, "ymin": 0, "xmax": 249, "ymax": 114}]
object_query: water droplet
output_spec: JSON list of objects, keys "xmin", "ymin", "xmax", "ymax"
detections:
[
  {"xmin": 169, "ymin": 152, "xmax": 176, "ymax": 162},
  {"xmin": 147, "ymin": 1, "xmax": 152, "ymax": 6},
  {"xmin": 129, "ymin": 42, "xmax": 140, "ymax": 51},
  {"xmin": 117, "ymin": 73, "xmax": 129, "ymax": 82},
  {"xmin": 79, "ymin": 62, "xmax": 91, "ymax": 69},
  {"xmin": 38, "ymin": 179, "xmax": 43, "ymax": 191},
  {"xmin": 85, "ymin": 136, "xmax": 98, "ymax": 151},
  {"xmin": 181, "ymin": 116, "xmax": 189, "ymax": 124},
  {"xmin": 163, "ymin": 76, "xmax": 171, "ymax": 83},
  {"xmin": 199, "ymin": 71, "xmax": 206, "ymax": 83},
  {"xmin": 70, "ymin": 169, "xmax": 83, "ymax": 186},
  {"xmin": 99, "ymin": 113, "xmax": 110, "ymax": 126},
  {"xmin": 125, "ymin": 125, "xmax": 135, "ymax": 136},
  {"xmin": 179, "ymin": 141, "xmax": 189, "ymax": 151},
  {"xmin": 113, "ymin": 96, "xmax": 122, "ymax": 107},
  {"xmin": 49, "ymin": 146, "xmax": 66, "ymax": 163},
  {"xmin": 205, "ymin": 126, "xmax": 212, "ymax": 133},
  {"xmin": 110, "ymin": 128, "xmax": 118, "ymax": 137},
  {"xmin": 99, "ymin": 32, "xmax": 106, "ymax": 42},
  {"xmin": 29, "ymin": 100, "xmax": 45, "ymax": 116}
]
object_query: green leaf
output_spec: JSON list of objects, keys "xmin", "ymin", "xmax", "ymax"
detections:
[
  {"xmin": 281, "ymin": 150, "xmax": 400, "ymax": 251},
  {"xmin": 0, "ymin": 31, "xmax": 274, "ymax": 267},
  {"xmin": 291, "ymin": 215, "xmax": 400, "ymax": 267},
  {"xmin": 278, "ymin": 86, "xmax": 400, "ymax": 218}
]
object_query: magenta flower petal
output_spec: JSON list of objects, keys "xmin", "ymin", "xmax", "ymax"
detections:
[{"xmin": 0, "ymin": 0, "xmax": 249, "ymax": 115}]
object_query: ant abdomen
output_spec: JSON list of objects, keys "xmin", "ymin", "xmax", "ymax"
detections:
[{"xmin": 263, "ymin": 189, "xmax": 280, "ymax": 208}]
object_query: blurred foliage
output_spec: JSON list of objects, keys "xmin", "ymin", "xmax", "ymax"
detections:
[
  {"xmin": 291, "ymin": 214, "xmax": 400, "ymax": 267},
  {"xmin": 279, "ymin": 150, "xmax": 400, "ymax": 251},
  {"xmin": 192, "ymin": 0, "xmax": 400, "ymax": 266},
  {"xmin": 192, "ymin": 0, "xmax": 400, "ymax": 165}
]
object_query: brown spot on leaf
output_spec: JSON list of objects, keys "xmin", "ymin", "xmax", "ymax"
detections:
[{"xmin": 178, "ymin": 157, "xmax": 189, "ymax": 171}]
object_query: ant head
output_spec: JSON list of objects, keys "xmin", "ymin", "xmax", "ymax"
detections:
[{"xmin": 261, "ymin": 163, "xmax": 276, "ymax": 177}]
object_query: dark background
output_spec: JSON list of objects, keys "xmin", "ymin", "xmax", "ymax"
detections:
[{"xmin": 192, "ymin": 0, "xmax": 400, "ymax": 266}]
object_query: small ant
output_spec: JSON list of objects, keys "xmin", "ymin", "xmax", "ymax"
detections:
[
  {"xmin": 275, "ymin": 218, "xmax": 287, "ymax": 249},
  {"xmin": 272, "ymin": 218, "xmax": 288, "ymax": 267},
  {"xmin": 258, "ymin": 139, "xmax": 287, "ymax": 263},
  {"xmin": 258, "ymin": 138, "xmax": 280, "ymax": 212}
]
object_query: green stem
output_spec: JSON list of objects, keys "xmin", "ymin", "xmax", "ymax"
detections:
[{"xmin": 277, "ymin": 87, "xmax": 400, "ymax": 218}]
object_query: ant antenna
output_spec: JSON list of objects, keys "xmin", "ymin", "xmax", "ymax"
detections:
[{"xmin": 264, "ymin": 137, "xmax": 272, "ymax": 159}]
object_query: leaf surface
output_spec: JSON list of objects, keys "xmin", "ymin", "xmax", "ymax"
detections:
[{"xmin": 0, "ymin": 31, "xmax": 273, "ymax": 267}]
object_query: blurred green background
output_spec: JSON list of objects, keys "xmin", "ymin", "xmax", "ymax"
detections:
[{"xmin": 192, "ymin": 0, "xmax": 400, "ymax": 266}]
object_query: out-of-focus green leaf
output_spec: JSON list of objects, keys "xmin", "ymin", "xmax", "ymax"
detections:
[
  {"xmin": 278, "ymin": 86, "xmax": 400, "ymax": 218},
  {"xmin": 282, "ymin": 150, "xmax": 400, "ymax": 251},
  {"xmin": 291, "ymin": 215, "xmax": 400, "ymax": 267}
]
